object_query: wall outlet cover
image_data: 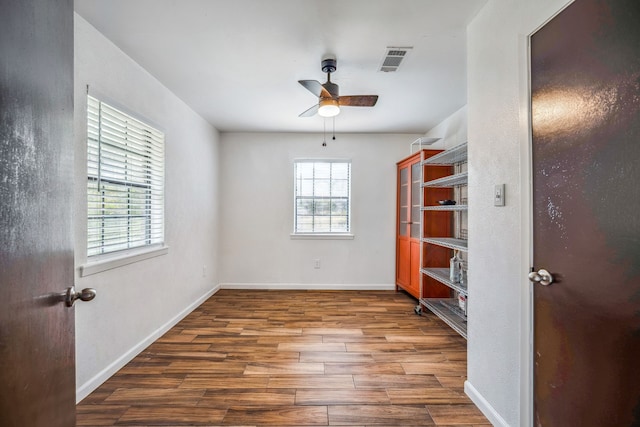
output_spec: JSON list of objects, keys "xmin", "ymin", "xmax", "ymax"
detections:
[{"xmin": 494, "ymin": 184, "xmax": 505, "ymax": 207}]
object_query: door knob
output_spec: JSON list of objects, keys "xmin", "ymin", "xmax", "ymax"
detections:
[
  {"xmin": 528, "ymin": 269, "xmax": 554, "ymax": 286},
  {"xmin": 65, "ymin": 286, "xmax": 96, "ymax": 307}
]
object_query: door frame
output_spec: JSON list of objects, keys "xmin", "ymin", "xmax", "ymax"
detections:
[{"xmin": 517, "ymin": 1, "xmax": 574, "ymax": 426}]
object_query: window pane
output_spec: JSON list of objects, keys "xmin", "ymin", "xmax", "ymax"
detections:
[
  {"xmin": 314, "ymin": 163, "xmax": 331, "ymax": 179},
  {"xmin": 331, "ymin": 179, "xmax": 348, "ymax": 197},
  {"xmin": 129, "ymin": 216, "xmax": 147, "ymax": 242},
  {"xmin": 296, "ymin": 215, "xmax": 314, "ymax": 232},
  {"xmin": 331, "ymin": 216, "xmax": 348, "ymax": 232},
  {"xmin": 299, "ymin": 178, "xmax": 314, "ymax": 197},
  {"xmin": 411, "ymin": 163, "xmax": 421, "ymax": 205},
  {"xmin": 332, "ymin": 163, "xmax": 349, "ymax": 180},
  {"xmin": 400, "ymin": 167, "xmax": 408, "ymax": 184},
  {"xmin": 297, "ymin": 162, "xmax": 314, "ymax": 179},
  {"xmin": 297, "ymin": 199, "xmax": 313, "ymax": 215},
  {"xmin": 410, "ymin": 222, "xmax": 420, "ymax": 239},
  {"xmin": 314, "ymin": 199, "xmax": 331, "ymax": 216},
  {"xmin": 331, "ymin": 199, "xmax": 347, "ymax": 215},
  {"xmin": 129, "ymin": 187, "xmax": 148, "ymax": 216},
  {"xmin": 314, "ymin": 216, "xmax": 331, "ymax": 232},
  {"xmin": 400, "ymin": 182, "xmax": 408, "ymax": 207},
  {"xmin": 315, "ymin": 179, "xmax": 330, "ymax": 197}
]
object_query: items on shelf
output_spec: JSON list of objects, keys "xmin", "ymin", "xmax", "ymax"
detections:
[{"xmin": 449, "ymin": 250, "xmax": 462, "ymax": 283}]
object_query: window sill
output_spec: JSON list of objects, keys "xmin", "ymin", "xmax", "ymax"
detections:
[
  {"xmin": 79, "ymin": 245, "xmax": 169, "ymax": 277},
  {"xmin": 290, "ymin": 233, "xmax": 355, "ymax": 240}
]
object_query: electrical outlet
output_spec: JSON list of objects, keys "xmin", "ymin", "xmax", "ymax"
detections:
[{"xmin": 314, "ymin": 259, "xmax": 321, "ymax": 269}]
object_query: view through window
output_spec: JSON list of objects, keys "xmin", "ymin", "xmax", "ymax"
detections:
[{"xmin": 294, "ymin": 160, "xmax": 351, "ymax": 234}]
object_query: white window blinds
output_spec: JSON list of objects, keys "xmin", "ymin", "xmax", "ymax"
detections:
[
  {"xmin": 87, "ymin": 96, "xmax": 165, "ymax": 257},
  {"xmin": 294, "ymin": 160, "xmax": 351, "ymax": 233}
]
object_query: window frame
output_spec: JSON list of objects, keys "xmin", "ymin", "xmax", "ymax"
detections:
[
  {"xmin": 85, "ymin": 95, "xmax": 166, "ymax": 262},
  {"xmin": 291, "ymin": 159, "xmax": 354, "ymax": 239}
]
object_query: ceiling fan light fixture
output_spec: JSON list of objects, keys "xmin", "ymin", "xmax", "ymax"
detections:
[{"xmin": 318, "ymin": 98, "xmax": 340, "ymax": 117}]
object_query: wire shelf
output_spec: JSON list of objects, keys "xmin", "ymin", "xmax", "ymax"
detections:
[
  {"xmin": 410, "ymin": 137, "xmax": 441, "ymax": 153},
  {"xmin": 421, "ymin": 142, "xmax": 467, "ymax": 165},
  {"xmin": 420, "ymin": 268, "xmax": 468, "ymax": 295},
  {"xmin": 423, "ymin": 172, "xmax": 468, "ymax": 188},
  {"xmin": 422, "ymin": 204, "xmax": 468, "ymax": 211},
  {"xmin": 422, "ymin": 237, "xmax": 468, "ymax": 252},
  {"xmin": 421, "ymin": 298, "xmax": 467, "ymax": 339}
]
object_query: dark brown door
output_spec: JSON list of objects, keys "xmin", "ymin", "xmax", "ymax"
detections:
[
  {"xmin": 531, "ymin": 0, "xmax": 640, "ymax": 425},
  {"xmin": 0, "ymin": 0, "xmax": 76, "ymax": 426}
]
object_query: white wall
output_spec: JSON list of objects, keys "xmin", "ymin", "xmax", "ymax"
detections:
[
  {"xmin": 73, "ymin": 14, "xmax": 221, "ymax": 401},
  {"xmin": 219, "ymin": 132, "xmax": 417, "ymax": 288},
  {"xmin": 424, "ymin": 105, "xmax": 468, "ymax": 151},
  {"xmin": 465, "ymin": 1, "xmax": 572, "ymax": 426}
]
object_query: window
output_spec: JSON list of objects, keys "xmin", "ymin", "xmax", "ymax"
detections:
[
  {"xmin": 87, "ymin": 96, "xmax": 164, "ymax": 257},
  {"xmin": 294, "ymin": 160, "xmax": 351, "ymax": 234}
]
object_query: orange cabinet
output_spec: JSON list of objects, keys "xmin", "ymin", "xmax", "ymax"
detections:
[{"xmin": 396, "ymin": 150, "xmax": 443, "ymax": 298}]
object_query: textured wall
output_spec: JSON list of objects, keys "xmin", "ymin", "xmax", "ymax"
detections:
[
  {"xmin": 219, "ymin": 132, "xmax": 415, "ymax": 288},
  {"xmin": 423, "ymin": 105, "xmax": 468, "ymax": 151},
  {"xmin": 73, "ymin": 15, "xmax": 221, "ymax": 400}
]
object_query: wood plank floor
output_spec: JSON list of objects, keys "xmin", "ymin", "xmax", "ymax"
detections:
[{"xmin": 76, "ymin": 289, "xmax": 490, "ymax": 426}]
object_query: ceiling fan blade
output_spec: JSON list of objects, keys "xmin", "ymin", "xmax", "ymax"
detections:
[
  {"xmin": 299, "ymin": 104, "xmax": 319, "ymax": 117},
  {"xmin": 338, "ymin": 95, "xmax": 379, "ymax": 107},
  {"xmin": 298, "ymin": 80, "xmax": 332, "ymax": 98}
]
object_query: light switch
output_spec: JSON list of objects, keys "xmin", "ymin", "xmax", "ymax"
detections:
[{"xmin": 494, "ymin": 184, "xmax": 505, "ymax": 206}]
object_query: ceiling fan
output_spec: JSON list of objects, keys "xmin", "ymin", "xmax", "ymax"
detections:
[{"xmin": 298, "ymin": 55, "xmax": 378, "ymax": 118}]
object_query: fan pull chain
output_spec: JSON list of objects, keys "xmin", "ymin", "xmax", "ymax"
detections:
[
  {"xmin": 332, "ymin": 117, "xmax": 336, "ymax": 140},
  {"xmin": 322, "ymin": 119, "xmax": 327, "ymax": 147}
]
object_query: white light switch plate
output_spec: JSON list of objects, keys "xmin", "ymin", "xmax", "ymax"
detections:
[{"xmin": 494, "ymin": 184, "xmax": 505, "ymax": 206}]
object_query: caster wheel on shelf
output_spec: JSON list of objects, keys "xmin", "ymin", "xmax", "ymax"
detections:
[{"xmin": 414, "ymin": 305, "xmax": 422, "ymax": 316}]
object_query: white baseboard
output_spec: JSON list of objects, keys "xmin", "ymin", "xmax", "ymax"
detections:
[
  {"xmin": 220, "ymin": 283, "xmax": 395, "ymax": 291},
  {"xmin": 75, "ymin": 285, "xmax": 220, "ymax": 403},
  {"xmin": 464, "ymin": 380, "xmax": 509, "ymax": 427}
]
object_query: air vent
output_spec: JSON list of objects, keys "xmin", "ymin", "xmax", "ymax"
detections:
[{"xmin": 379, "ymin": 47, "xmax": 413, "ymax": 72}]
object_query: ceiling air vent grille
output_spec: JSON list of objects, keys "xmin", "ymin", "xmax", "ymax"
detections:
[{"xmin": 379, "ymin": 47, "xmax": 412, "ymax": 72}]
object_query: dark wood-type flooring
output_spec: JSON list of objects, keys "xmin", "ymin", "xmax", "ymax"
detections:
[{"xmin": 77, "ymin": 289, "xmax": 489, "ymax": 426}]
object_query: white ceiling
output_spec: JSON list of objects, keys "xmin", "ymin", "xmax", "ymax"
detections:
[{"xmin": 74, "ymin": 0, "xmax": 486, "ymax": 134}]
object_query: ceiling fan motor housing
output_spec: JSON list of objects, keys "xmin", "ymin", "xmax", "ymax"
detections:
[{"xmin": 321, "ymin": 56, "xmax": 337, "ymax": 74}]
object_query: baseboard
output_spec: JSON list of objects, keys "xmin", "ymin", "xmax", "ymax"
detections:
[
  {"xmin": 220, "ymin": 283, "xmax": 395, "ymax": 291},
  {"xmin": 464, "ymin": 380, "xmax": 510, "ymax": 427},
  {"xmin": 76, "ymin": 284, "xmax": 220, "ymax": 403}
]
